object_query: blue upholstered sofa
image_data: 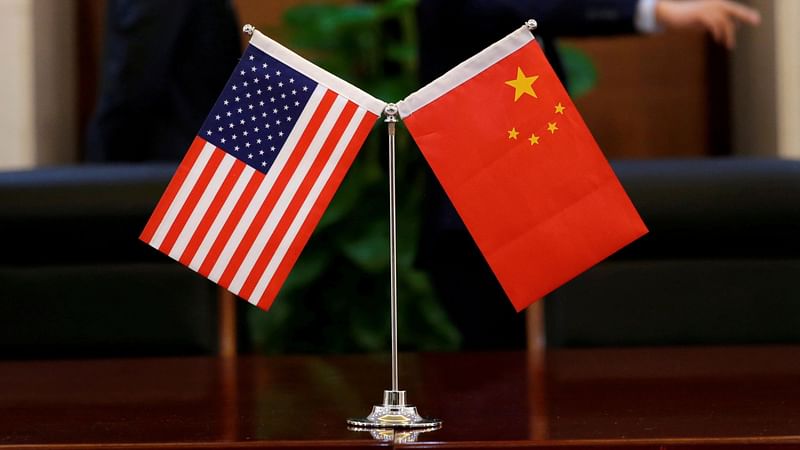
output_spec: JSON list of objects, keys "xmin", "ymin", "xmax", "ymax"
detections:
[
  {"xmin": 1, "ymin": 158, "xmax": 798, "ymax": 357},
  {"xmin": 547, "ymin": 158, "xmax": 800, "ymax": 346},
  {"xmin": 0, "ymin": 164, "xmax": 220, "ymax": 358}
]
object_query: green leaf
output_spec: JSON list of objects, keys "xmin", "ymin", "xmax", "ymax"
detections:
[
  {"xmin": 244, "ymin": 0, "xmax": 461, "ymax": 354},
  {"xmin": 557, "ymin": 43, "xmax": 598, "ymax": 99},
  {"xmin": 338, "ymin": 218, "xmax": 388, "ymax": 273}
]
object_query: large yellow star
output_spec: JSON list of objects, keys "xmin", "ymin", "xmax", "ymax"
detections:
[
  {"xmin": 528, "ymin": 133, "xmax": 540, "ymax": 145},
  {"xmin": 505, "ymin": 67, "xmax": 539, "ymax": 102},
  {"xmin": 508, "ymin": 127, "xmax": 519, "ymax": 140}
]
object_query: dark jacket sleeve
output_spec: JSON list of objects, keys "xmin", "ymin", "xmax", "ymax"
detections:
[
  {"xmin": 86, "ymin": 0, "xmax": 241, "ymax": 162},
  {"xmin": 465, "ymin": 0, "xmax": 638, "ymax": 38},
  {"xmin": 418, "ymin": 0, "xmax": 638, "ymax": 83}
]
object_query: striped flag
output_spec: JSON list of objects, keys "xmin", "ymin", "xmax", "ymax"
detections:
[{"xmin": 141, "ymin": 30, "xmax": 386, "ymax": 311}]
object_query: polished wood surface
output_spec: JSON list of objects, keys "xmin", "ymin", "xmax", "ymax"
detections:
[{"xmin": 1, "ymin": 347, "xmax": 799, "ymax": 449}]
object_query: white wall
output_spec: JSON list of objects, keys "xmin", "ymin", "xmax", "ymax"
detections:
[
  {"xmin": 0, "ymin": 0, "xmax": 76, "ymax": 171},
  {"xmin": 732, "ymin": 0, "xmax": 800, "ymax": 159},
  {"xmin": 774, "ymin": 0, "xmax": 800, "ymax": 159},
  {"xmin": 0, "ymin": 0, "xmax": 36, "ymax": 169}
]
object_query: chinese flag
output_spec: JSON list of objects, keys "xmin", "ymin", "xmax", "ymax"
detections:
[{"xmin": 398, "ymin": 25, "xmax": 648, "ymax": 311}]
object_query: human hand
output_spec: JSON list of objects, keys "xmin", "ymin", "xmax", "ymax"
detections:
[{"xmin": 655, "ymin": 0, "xmax": 761, "ymax": 49}]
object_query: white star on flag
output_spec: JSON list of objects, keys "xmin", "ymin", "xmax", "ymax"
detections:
[{"xmin": 141, "ymin": 29, "xmax": 385, "ymax": 311}]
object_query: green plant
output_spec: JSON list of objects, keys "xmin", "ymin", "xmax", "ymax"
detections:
[
  {"xmin": 557, "ymin": 43, "xmax": 598, "ymax": 99},
  {"xmin": 244, "ymin": 0, "xmax": 460, "ymax": 354}
]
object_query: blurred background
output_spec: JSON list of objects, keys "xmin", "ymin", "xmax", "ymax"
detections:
[
  {"xmin": 1, "ymin": 0, "xmax": 798, "ymax": 359},
  {"xmin": 4, "ymin": 0, "xmax": 797, "ymax": 168}
]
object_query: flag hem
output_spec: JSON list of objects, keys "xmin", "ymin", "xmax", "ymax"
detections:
[
  {"xmin": 250, "ymin": 30, "xmax": 387, "ymax": 116},
  {"xmin": 397, "ymin": 26, "xmax": 535, "ymax": 118}
]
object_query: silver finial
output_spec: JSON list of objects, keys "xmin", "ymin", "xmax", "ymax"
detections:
[
  {"xmin": 384, "ymin": 103, "xmax": 399, "ymax": 123},
  {"xmin": 242, "ymin": 24, "xmax": 255, "ymax": 36},
  {"xmin": 525, "ymin": 19, "xmax": 538, "ymax": 31}
]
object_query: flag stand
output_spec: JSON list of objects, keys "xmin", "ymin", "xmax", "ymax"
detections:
[
  {"xmin": 345, "ymin": 104, "xmax": 441, "ymax": 431},
  {"xmin": 240, "ymin": 24, "xmax": 439, "ymax": 433}
]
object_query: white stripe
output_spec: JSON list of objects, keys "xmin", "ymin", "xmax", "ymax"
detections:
[
  {"xmin": 148, "ymin": 142, "xmax": 216, "ymax": 249},
  {"xmin": 191, "ymin": 86, "xmax": 326, "ymax": 274},
  {"xmin": 207, "ymin": 85, "xmax": 328, "ymax": 285},
  {"xmin": 396, "ymin": 26, "xmax": 535, "ymax": 118},
  {"xmin": 189, "ymin": 164, "xmax": 255, "ymax": 272},
  {"xmin": 249, "ymin": 107, "xmax": 367, "ymax": 304},
  {"xmin": 168, "ymin": 153, "xmax": 236, "ymax": 260},
  {"xmin": 229, "ymin": 95, "xmax": 349, "ymax": 295},
  {"xmin": 250, "ymin": 30, "xmax": 387, "ymax": 116}
]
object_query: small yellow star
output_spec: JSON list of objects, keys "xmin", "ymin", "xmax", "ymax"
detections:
[
  {"xmin": 547, "ymin": 122, "xmax": 558, "ymax": 134},
  {"xmin": 528, "ymin": 133, "xmax": 540, "ymax": 145},
  {"xmin": 508, "ymin": 127, "xmax": 519, "ymax": 140},
  {"xmin": 554, "ymin": 102, "xmax": 566, "ymax": 114},
  {"xmin": 505, "ymin": 67, "xmax": 539, "ymax": 102}
]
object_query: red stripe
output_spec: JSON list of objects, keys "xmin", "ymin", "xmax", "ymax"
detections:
[
  {"xmin": 198, "ymin": 90, "xmax": 338, "ymax": 282},
  {"xmin": 140, "ymin": 136, "xmax": 206, "ymax": 243},
  {"xmin": 255, "ymin": 111, "xmax": 377, "ymax": 310},
  {"xmin": 197, "ymin": 171, "xmax": 263, "ymax": 278},
  {"xmin": 178, "ymin": 159, "xmax": 246, "ymax": 266},
  {"xmin": 237, "ymin": 101, "xmax": 359, "ymax": 301},
  {"xmin": 158, "ymin": 148, "xmax": 225, "ymax": 255},
  {"xmin": 215, "ymin": 90, "xmax": 340, "ymax": 288}
]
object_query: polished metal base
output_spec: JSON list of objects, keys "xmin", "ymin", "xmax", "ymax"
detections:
[
  {"xmin": 347, "ymin": 426, "xmax": 441, "ymax": 443},
  {"xmin": 346, "ymin": 390, "xmax": 442, "ymax": 430}
]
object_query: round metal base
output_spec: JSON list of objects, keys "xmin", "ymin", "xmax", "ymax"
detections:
[
  {"xmin": 347, "ymin": 425, "xmax": 441, "ymax": 443},
  {"xmin": 347, "ymin": 404, "xmax": 442, "ymax": 429},
  {"xmin": 346, "ymin": 390, "xmax": 442, "ymax": 430}
]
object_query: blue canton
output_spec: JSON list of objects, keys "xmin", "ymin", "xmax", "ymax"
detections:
[{"xmin": 200, "ymin": 45, "xmax": 318, "ymax": 174}]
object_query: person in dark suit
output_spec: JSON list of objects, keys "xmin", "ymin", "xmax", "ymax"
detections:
[
  {"xmin": 419, "ymin": 0, "xmax": 759, "ymax": 91},
  {"xmin": 415, "ymin": 0, "xmax": 760, "ymax": 350},
  {"xmin": 86, "ymin": 0, "xmax": 241, "ymax": 162}
]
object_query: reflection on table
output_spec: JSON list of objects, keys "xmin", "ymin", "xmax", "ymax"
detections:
[{"xmin": 1, "ymin": 347, "xmax": 799, "ymax": 448}]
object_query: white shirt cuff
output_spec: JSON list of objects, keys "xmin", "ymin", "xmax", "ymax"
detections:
[{"xmin": 635, "ymin": 0, "xmax": 662, "ymax": 33}]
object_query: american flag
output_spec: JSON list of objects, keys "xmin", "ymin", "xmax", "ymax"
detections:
[{"xmin": 141, "ymin": 30, "xmax": 386, "ymax": 310}]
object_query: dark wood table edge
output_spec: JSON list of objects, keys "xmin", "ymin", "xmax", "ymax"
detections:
[
  {"xmin": 399, "ymin": 436, "xmax": 800, "ymax": 449},
  {"xmin": 0, "ymin": 440, "xmax": 389, "ymax": 450},
  {"xmin": 4, "ymin": 436, "xmax": 800, "ymax": 450}
]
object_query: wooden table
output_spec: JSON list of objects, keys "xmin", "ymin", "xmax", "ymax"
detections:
[{"xmin": 1, "ymin": 347, "xmax": 800, "ymax": 449}]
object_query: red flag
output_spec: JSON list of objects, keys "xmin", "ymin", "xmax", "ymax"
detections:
[
  {"xmin": 141, "ymin": 30, "xmax": 385, "ymax": 311},
  {"xmin": 398, "ymin": 25, "xmax": 647, "ymax": 311}
]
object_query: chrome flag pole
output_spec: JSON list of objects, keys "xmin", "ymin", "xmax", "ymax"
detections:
[
  {"xmin": 346, "ymin": 104, "xmax": 441, "ymax": 431},
  {"xmin": 387, "ymin": 104, "xmax": 400, "ymax": 393},
  {"xmin": 241, "ymin": 23, "xmax": 437, "ymax": 433}
]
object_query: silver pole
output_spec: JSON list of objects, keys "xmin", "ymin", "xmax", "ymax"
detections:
[
  {"xmin": 385, "ymin": 104, "xmax": 399, "ymax": 392},
  {"xmin": 347, "ymin": 103, "xmax": 440, "ymax": 429},
  {"xmin": 239, "ymin": 25, "xmax": 441, "ymax": 431}
]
